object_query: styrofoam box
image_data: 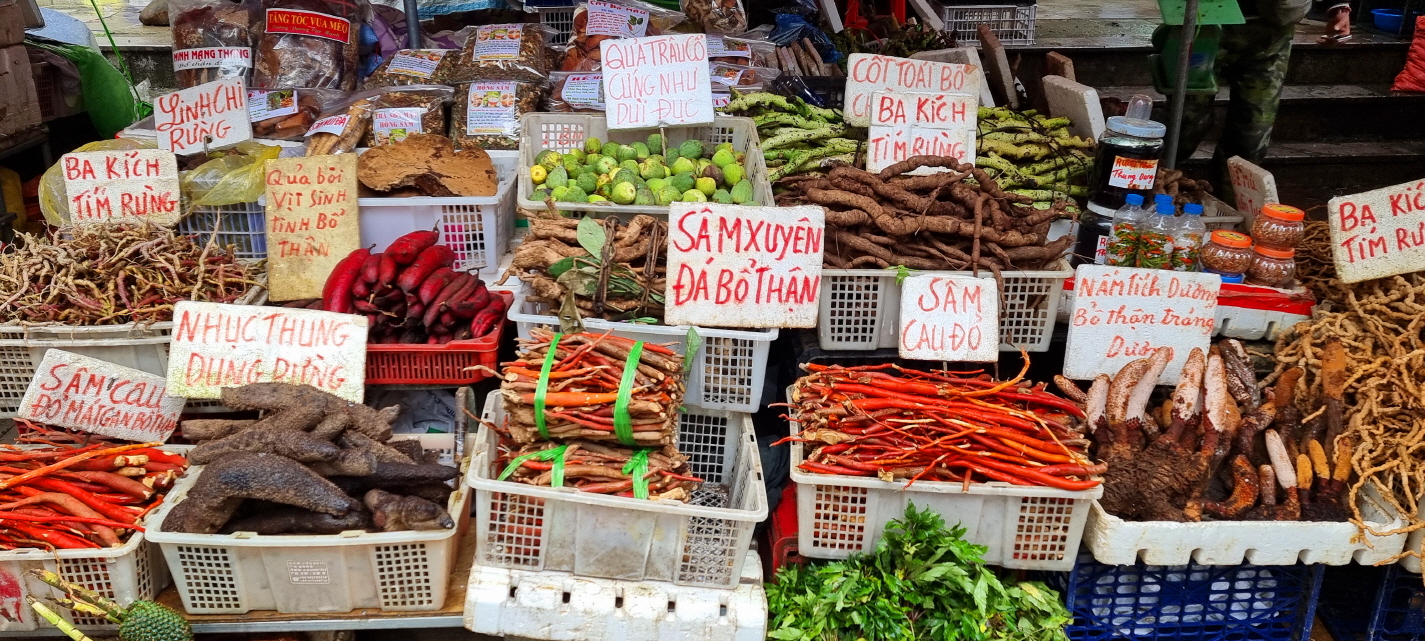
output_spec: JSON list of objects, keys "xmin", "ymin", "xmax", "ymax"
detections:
[
  {"xmin": 1085, "ymin": 485, "xmax": 1408, "ymax": 566},
  {"xmin": 516, "ymin": 113, "xmax": 773, "ymax": 216},
  {"xmin": 468, "ymin": 391, "xmax": 768, "ymax": 589},
  {"xmin": 464, "ymin": 551, "xmax": 766, "ymax": 641},
  {"xmin": 817, "ymin": 261, "xmax": 1072, "ymax": 352},
  {"xmin": 146, "ymin": 433, "xmax": 469, "ymax": 614},
  {"xmin": 788, "ymin": 394, "xmax": 1101, "ymax": 571},
  {"xmin": 507, "ymin": 284, "xmax": 777, "ymax": 413},
  {"xmin": 1397, "ymin": 502, "xmax": 1425, "ymax": 573},
  {"xmin": 1215, "ymin": 305, "xmax": 1312, "ymax": 341}
]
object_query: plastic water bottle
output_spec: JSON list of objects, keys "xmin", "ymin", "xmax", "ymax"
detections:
[
  {"xmin": 1172, "ymin": 203, "xmax": 1207, "ymax": 271},
  {"xmin": 1105, "ymin": 194, "xmax": 1149, "ymax": 267},
  {"xmin": 1136, "ymin": 199, "xmax": 1178, "ymax": 269}
]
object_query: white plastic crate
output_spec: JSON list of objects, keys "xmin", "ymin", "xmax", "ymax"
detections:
[
  {"xmin": 789, "ymin": 396, "xmax": 1101, "ymax": 571},
  {"xmin": 468, "ymin": 390, "xmax": 768, "ymax": 589},
  {"xmin": 516, "ymin": 113, "xmax": 774, "ymax": 216},
  {"xmin": 1214, "ymin": 304, "xmax": 1311, "ymax": 341},
  {"xmin": 178, "ymin": 200, "xmax": 268, "ymax": 260},
  {"xmin": 537, "ymin": 6, "xmax": 575, "ymax": 45},
  {"xmin": 464, "ymin": 551, "xmax": 767, "ymax": 641},
  {"xmin": 507, "ymin": 284, "xmax": 778, "ymax": 412},
  {"xmin": 1084, "ymin": 485, "xmax": 1408, "ymax": 567},
  {"xmin": 359, "ymin": 176, "xmax": 516, "ymax": 277},
  {"xmin": 940, "ymin": 4, "xmax": 1036, "ymax": 47},
  {"xmin": 817, "ymin": 261, "xmax": 1072, "ymax": 352},
  {"xmin": 146, "ymin": 431, "xmax": 469, "ymax": 615},
  {"xmin": 0, "ymin": 529, "xmax": 167, "ymax": 632}
]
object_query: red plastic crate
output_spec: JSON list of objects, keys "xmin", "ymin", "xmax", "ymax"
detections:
[
  {"xmin": 364, "ymin": 291, "xmax": 510, "ymax": 385},
  {"xmin": 770, "ymin": 483, "xmax": 803, "ymax": 574}
]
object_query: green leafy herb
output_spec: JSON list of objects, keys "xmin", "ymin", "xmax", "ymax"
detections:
[
  {"xmin": 888, "ymin": 264, "xmax": 917, "ymax": 286},
  {"xmin": 767, "ymin": 504, "xmax": 1071, "ymax": 641},
  {"xmin": 683, "ymin": 327, "xmax": 701, "ymax": 373},
  {"xmin": 577, "ymin": 216, "xmax": 607, "ymax": 259},
  {"xmin": 548, "ymin": 256, "xmax": 577, "ymax": 276}
]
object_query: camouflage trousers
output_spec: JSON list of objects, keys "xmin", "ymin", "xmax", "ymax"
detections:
[{"xmin": 1177, "ymin": 19, "xmax": 1296, "ymax": 200}]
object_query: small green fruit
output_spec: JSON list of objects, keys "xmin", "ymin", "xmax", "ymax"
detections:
[
  {"xmin": 634, "ymin": 187, "xmax": 656, "ymax": 206},
  {"xmin": 712, "ymin": 188, "xmax": 733, "ymax": 204},
  {"xmin": 631, "ymin": 142, "xmax": 650, "ymax": 160},
  {"xmin": 588, "ymin": 194, "xmax": 608, "ymax": 202},
  {"xmin": 545, "ymin": 166, "xmax": 569, "ymax": 190},
  {"xmin": 566, "ymin": 148, "xmax": 586, "ymax": 164},
  {"xmin": 682, "ymin": 188, "xmax": 708, "ymax": 202},
  {"xmin": 601, "ymin": 141, "xmax": 622, "ymax": 157},
  {"xmin": 616, "ymin": 145, "xmax": 637, "ymax": 163},
  {"xmin": 648, "ymin": 154, "xmax": 664, "ymax": 165},
  {"xmin": 695, "ymin": 176, "xmax": 717, "ymax": 196},
  {"xmin": 697, "ymin": 158, "xmax": 712, "ymax": 173},
  {"xmin": 529, "ymin": 164, "xmax": 548, "ymax": 185},
  {"xmin": 701, "ymin": 164, "xmax": 724, "ymax": 186},
  {"xmin": 715, "ymin": 142, "xmax": 734, "ymax": 154},
  {"xmin": 550, "ymin": 185, "xmax": 569, "ymax": 201},
  {"xmin": 722, "ymin": 163, "xmax": 746, "ymax": 187},
  {"xmin": 640, "ymin": 161, "xmax": 667, "ymax": 181},
  {"xmin": 535, "ymin": 150, "xmax": 562, "ymax": 170},
  {"xmin": 671, "ymin": 156, "xmax": 697, "ymax": 176},
  {"xmin": 730, "ymin": 179, "xmax": 753, "ymax": 204},
  {"xmin": 711, "ymin": 148, "xmax": 736, "ymax": 168},
  {"xmin": 656, "ymin": 185, "xmax": 682, "ymax": 206},
  {"xmin": 595, "ymin": 157, "xmax": 618, "ymax": 175},
  {"xmin": 614, "ymin": 168, "xmax": 638, "ymax": 185},
  {"xmin": 620, "ymin": 159, "xmax": 641, "ymax": 175},
  {"xmin": 611, "ymin": 181, "xmax": 637, "ymax": 205},
  {"xmin": 678, "ymin": 139, "xmax": 704, "ymax": 160},
  {"xmin": 564, "ymin": 185, "xmax": 588, "ymax": 203},
  {"xmin": 586, "ymin": 152, "xmax": 604, "ymax": 166},
  {"xmin": 532, "ymin": 189, "xmax": 551, "ymax": 201},
  {"xmin": 583, "ymin": 137, "xmax": 602, "ymax": 154},
  {"xmin": 670, "ymin": 171, "xmax": 695, "ymax": 194},
  {"xmin": 576, "ymin": 172, "xmax": 597, "ymax": 194},
  {"xmin": 646, "ymin": 133, "xmax": 664, "ymax": 154}
]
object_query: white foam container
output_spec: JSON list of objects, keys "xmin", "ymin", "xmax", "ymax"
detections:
[
  {"xmin": 358, "ymin": 176, "xmax": 517, "ymax": 278},
  {"xmin": 464, "ymin": 550, "xmax": 766, "ymax": 641},
  {"xmin": 506, "ymin": 284, "xmax": 777, "ymax": 412},
  {"xmin": 788, "ymin": 391, "xmax": 1101, "ymax": 571},
  {"xmin": 146, "ymin": 427, "xmax": 470, "ymax": 615},
  {"xmin": 817, "ymin": 261, "xmax": 1072, "ymax": 352},
  {"xmin": 1084, "ymin": 485, "xmax": 1409, "ymax": 566},
  {"xmin": 1214, "ymin": 305, "xmax": 1312, "ymax": 341},
  {"xmin": 467, "ymin": 391, "xmax": 767, "ymax": 589}
]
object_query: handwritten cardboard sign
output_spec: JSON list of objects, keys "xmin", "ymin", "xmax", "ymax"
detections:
[
  {"xmin": 866, "ymin": 90, "xmax": 977, "ymax": 172},
  {"xmin": 1063, "ymin": 265, "xmax": 1220, "ymax": 385},
  {"xmin": 1227, "ymin": 156, "xmax": 1278, "ymax": 219},
  {"xmin": 166, "ymin": 301, "xmax": 367, "ymax": 402},
  {"xmin": 898, "ymin": 274, "xmax": 998, "ymax": 361},
  {"xmin": 60, "ymin": 149, "xmax": 181, "ymax": 225},
  {"xmin": 664, "ymin": 204, "xmax": 823, "ymax": 328},
  {"xmin": 844, "ymin": 53, "xmax": 981, "ymax": 127},
  {"xmin": 19, "ymin": 350, "xmax": 185, "ymax": 442},
  {"xmin": 1327, "ymin": 178, "xmax": 1425, "ymax": 283},
  {"xmin": 264, "ymin": 154, "xmax": 360, "ymax": 301},
  {"xmin": 153, "ymin": 77, "xmax": 252, "ymax": 156},
  {"xmin": 601, "ymin": 34, "xmax": 713, "ymax": 129}
]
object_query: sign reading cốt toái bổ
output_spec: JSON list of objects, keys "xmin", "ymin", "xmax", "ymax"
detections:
[
  {"xmin": 664, "ymin": 204, "xmax": 824, "ymax": 328},
  {"xmin": 165, "ymin": 301, "xmax": 367, "ymax": 402},
  {"xmin": 19, "ymin": 350, "xmax": 186, "ymax": 442}
]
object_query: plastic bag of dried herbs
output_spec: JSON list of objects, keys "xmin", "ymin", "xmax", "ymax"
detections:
[
  {"xmin": 449, "ymin": 81, "xmax": 542, "ymax": 151},
  {"xmin": 445, "ymin": 23, "xmax": 554, "ymax": 85},
  {"xmin": 362, "ymin": 85, "xmax": 455, "ymax": 146},
  {"xmin": 364, "ymin": 48, "xmax": 461, "ymax": 87}
]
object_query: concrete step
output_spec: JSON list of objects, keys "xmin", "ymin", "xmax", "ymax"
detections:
[
  {"xmin": 1182, "ymin": 140, "xmax": 1425, "ymax": 208},
  {"xmin": 1097, "ymin": 84, "xmax": 1425, "ymax": 142}
]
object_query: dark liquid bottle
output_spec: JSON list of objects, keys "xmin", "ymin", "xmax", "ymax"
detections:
[
  {"xmin": 1072, "ymin": 206, "xmax": 1114, "ymax": 267},
  {"xmin": 1088, "ymin": 116, "xmax": 1166, "ymax": 213}
]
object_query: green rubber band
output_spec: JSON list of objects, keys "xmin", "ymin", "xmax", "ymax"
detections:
[
  {"xmin": 497, "ymin": 444, "xmax": 570, "ymax": 487},
  {"xmin": 613, "ymin": 341, "xmax": 645, "ymax": 446},
  {"xmin": 622, "ymin": 448, "xmax": 651, "ymax": 499},
  {"xmin": 533, "ymin": 333, "xmax": 563, "ymax": 440}
]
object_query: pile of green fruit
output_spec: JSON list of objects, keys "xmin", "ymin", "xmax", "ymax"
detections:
[{"xmin": 529, "ymin": 133, "xmax": 759, "ymax": 206}]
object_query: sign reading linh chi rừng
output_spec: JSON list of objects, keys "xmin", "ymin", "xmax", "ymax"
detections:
[
  {"xmin": 60, "ymin": 149, "xmax": 181, "ymax": 225},
  {"xmin": 153, "ymin": 77, "xmax": 252, "ymax": 156},
  {"xmin": 1063, "ymin": 265, "xmax": 1219, "ymax": 385},
  {"xmin": 664, "ymin": 204, "xmax": 824, "ymax": 328},
  {"xmin": 1328, "ymin": 177, "xmax": 1425, "ymax": 283},
  {"xmin": 264, "ymin": 154, "xmax": 360, "ymax": 301},
  {"xmin": 898, "ymin": 274, "xmax": 999, "ymax": 361},
  {"xmin": 601, "ymin": 34, "xmax": 714, "ymax": 129},
  {"xmin": 19, "ymin": 350, "xmax": 186, "ymax": 442},
  {"xmin": 166, "ymin": 301, "xmax": 367, "ymax": 402}
]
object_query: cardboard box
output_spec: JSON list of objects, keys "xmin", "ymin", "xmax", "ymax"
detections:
[
  {"xmin": 0, "ymin": 0, "xmax": 22, "ymax": 47},
  {"xmin": 0, "ymin": 44, "xmax": 40, "ymax": 138}
]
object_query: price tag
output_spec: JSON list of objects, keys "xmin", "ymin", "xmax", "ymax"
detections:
[
  {"xmin": 664, "ymin": 204, "xmax": 823, "ymax": 328},
  {"xmin": 1326, "ymin": 178, "xmax": 1425, "ymax": 283},
  {"xmin": 60, "ymin": 149, "xmax": 181, "ymax": 225},
  {"xmin": 601, "ymin": 34, "xmax": 713, "ymax": 129},
  {"xmin": 898, "ymin": 274, "xmax": 998, "ymax": 361},
  {"xmin": 19, "ymin": 350, "xmax": 185, "ymax": 442},
  {"xmin": 264, "ymin": 154, "xmax": 360, "ymax": 301},
  {"xmin": 153, "ymin": 77, "xmax": 252, "ymax": 155},
  {"xmin": 843, "ymin": 53, "xmax": 981, "ymax": 127},
  {"xmin": 865, "ymin": 90, "xmax": 977, "ymax": 172},
  {"xmin": 1063, "ymin": 265, "xmax": 1220, "ymax": 385},
  {"xmin": 1227, "ymin": 156, "xmax": 1278, "ymax": 218},
  {"xmin": 166, "ymin": 301, "xmax": 367, "ymax": 402}
]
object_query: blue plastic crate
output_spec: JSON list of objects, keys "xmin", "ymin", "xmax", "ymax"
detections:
[
  {"xmin": 177, "ymin": 201, "xmax": 268, "ymax": 260},
  {"xmin": 1045, "ymin": 552, "xmax": 1323, "ymax": 641},
  {"xmin": 1321, "ymin": 563, "xmax": 1425, "ymax": 641}
]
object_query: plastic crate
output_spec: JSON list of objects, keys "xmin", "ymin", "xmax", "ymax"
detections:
[
  {"xmin": 769, "ymin": 483, "xmax": 803, "ymax": 573},
  {"xmin": 177, "ymin": 201, "xmax": 268, "ymax": 260},
  {"xmin": 1325, "ymin": 564, "xmax": 1425, "ymax": 641},
  {"xmin": 1083, "ymin": 484, "xmax": 1407, "ymax": 566},
  {"xmin": 507, "ymin": 284, "xmax": 778, "ymax": 412},
  {"xmin": 536, "ymin": 6, "xmax": 575, "ymax": 45},
  {"xmin": 27, "ymin": 47, "xmax": 84, "ymax": 122},
  {"xmin": 0, "ymin": 527, "xmax": 167, "ymax": 632},
  {"xmin": 468, "ymin": 390, "xmax": 768, "ymax": 589},
  {"xmin": 788, "ymin": 396, "xmax": 1101, "ymax": 571},
  {"xmin": 464, "ymin": 551, "xmax": 767, "ymax": 641},
  {"xmin": 939, "ymin": 4, "xmax": 1037, "ymax": 46},
  {"xmin": 146, "ymin": 429, "xmax": 469, "ymax": 615},
  {"xmin": 1048, "ymin": 552, "xmax": 1324, "ymax": 641},
  {"xmin": 358, "ymin": 177, "xmax": 516, "ymax": 278},
  {"xmin": 516, "ymin": 113, "xmax": 773, "ymax": 216},
  {"xmin": 365, "ymin": 290, "xmax": 511, "ymax": 385},
  {"xmin": 816, "ymin": 261, "xmax": 1072, "ymax": 352}
]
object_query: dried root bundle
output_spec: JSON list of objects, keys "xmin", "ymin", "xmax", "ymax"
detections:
[
  {"xmin": 0, "ymin": 225, "xmax": 256, "ymax": 325},
  {"xmin": 500, "ymin": 213, "xmax": 668, "ymax": 322},
  {"xmin": 496, "ymin": 440, "xmax": 701, "ymax": 501}
]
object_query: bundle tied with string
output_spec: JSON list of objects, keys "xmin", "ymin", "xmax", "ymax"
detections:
[{"xmin": 495, "ymin": 441, "xmax": 701, "ymax": 501}]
